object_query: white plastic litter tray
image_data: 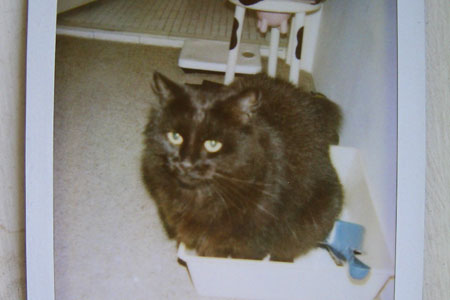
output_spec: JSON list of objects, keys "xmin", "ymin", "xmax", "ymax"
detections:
[
  {"xmin": 178, "ymin": 39, "xmax": 262, "ymax": 74},
  {"xmin": 178, "ymin": 146, "xmax": 394, "ymax": 300}
]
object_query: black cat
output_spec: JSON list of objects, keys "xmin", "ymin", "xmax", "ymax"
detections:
[{"xmin": 142, "ymin": 72, "xmax": 343, "ymax": 262}]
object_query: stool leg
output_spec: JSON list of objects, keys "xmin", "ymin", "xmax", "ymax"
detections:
[
  {"xmin": 301, "ymin": 6, "xmax": 322, "ymax": 73},
  {"xmin": 289, "ymin": 12, "xmax": 305, "ymax": 86},
  {"xmin": 225, "ymin": 5, "xmax": 246, "ymax": 85},
  {"xmin": 286, "ymin": 16, "xmax": 296, "ymax": 65},
  {"xmin": 268, "ymin": 27, "xmax": 280, "ymax": 77}
]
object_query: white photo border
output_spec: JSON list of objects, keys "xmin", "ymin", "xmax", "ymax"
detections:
[
  {"xmin": 25, "ymin": 1, "xmax": 57, "ymax": 299},
  {"xmin": 395, "ymin": 0, "xmax": 426, "ymax": 299}
]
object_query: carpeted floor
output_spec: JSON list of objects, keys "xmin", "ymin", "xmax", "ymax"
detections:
[
  {"xmin": 54, "ymin": 36, "xmax": 220, "ymax": 300},
  {"xmin": 53, "ymin": 36, "xmax": 312, "ymax": 300}
]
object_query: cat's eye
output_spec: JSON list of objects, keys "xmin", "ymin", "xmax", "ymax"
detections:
[
  {"xmin": 204, "ymin": 140, "xmax": 222, "ymax": 153},
  {"xmin": 167, "ymin": 132, "xmax": 183, "ymax": 145}
]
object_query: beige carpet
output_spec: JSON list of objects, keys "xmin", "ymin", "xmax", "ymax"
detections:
[
  {"xmin": 54, "ymin": 36, "xmax": 312, "ymax": 300},
  {"xmin": 54, "ymin": 36, "xmax": 221, "ymax": 300}
]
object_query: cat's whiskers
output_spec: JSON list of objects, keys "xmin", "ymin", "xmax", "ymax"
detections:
[
  {"xmin": 214, "ymin": 172, "xmax": 274, "ymax": 187},
  {"xmin": 211, "ymin": 178, "xmax": 249, "ymax": 212},
  {"xmin": 255, "ymin": 203, "xmax": 279, "ymax": 220},
  {"xmin": 213, "ymin": 176, "xmax": 279, "ymax": 220},
  {"xmin": 208, "ymin": 184, "xmax": 232, "ymax": 222},
  {"xmin": 284, "ymin": 220, "xmax": 300, "ymax": 241},
  {"xmin": 308, "ymin": 209, "xmax": 319, "ymax": 231},
  {"xmin": 214, "ymin": 172, "xmax": 278, "ymax": 200},
  {"xmin": 214, "ymin": 176, "xmax": 267, "ymax": 210}
]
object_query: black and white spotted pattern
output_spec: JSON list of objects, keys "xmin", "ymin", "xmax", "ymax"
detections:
[
  {"xmin": 229, "ymin": 18, "xmax": 240, "ymax": 50},
  {"xmin": 295, "ymin": 26, "xmax": 304, "ymax": 59},
  {"xmin": 238, "ymin": 0, "xmax": 263, "ymax": 6}
]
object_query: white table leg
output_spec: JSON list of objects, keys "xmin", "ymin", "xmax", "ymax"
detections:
[
  {"xmin": 268, "ymin": 27, "xmax": 280, "ymax": 77},
  {"xmin": 286, "ymin": 16, "xmax": 296, "ymax": 65},
  {"xmin": 225, "ymin": 5, "xmax": 246, "ymax": 85},
  {"xmin": 301, "ymin": 6, "xmax": 322, "ymax": 73},
  {"xmin": 289, "ymin": 12, "xmax": 305, "ymax": 86}
]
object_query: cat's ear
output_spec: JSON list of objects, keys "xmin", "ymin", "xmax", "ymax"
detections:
[
  {"xmin": 233, "ymin": 89, "xmax": 261, "ymax": 123},
  {"xmin": 152, "ymin": 72, "xmax": 184, "ymax": 103}
]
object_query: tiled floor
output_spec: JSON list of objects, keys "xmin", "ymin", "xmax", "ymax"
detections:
[{"xmin": 57, "ymin": 0, "xmax": 289, "ymax": 47}]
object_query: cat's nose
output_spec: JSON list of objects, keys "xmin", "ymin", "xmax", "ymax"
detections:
[{"xmin": 179, "ymin": 160, "xmax": 193, "ymax": 172}]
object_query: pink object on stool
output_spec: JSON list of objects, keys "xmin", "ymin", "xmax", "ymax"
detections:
[{"xmin": 256, "ymin": 11, "xmax": 291, "ymax": 34}]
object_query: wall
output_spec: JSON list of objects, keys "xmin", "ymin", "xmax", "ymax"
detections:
[
  {"xmin": 1, "ymin": 0, "xmax": 448, "ymax": 298},
  {"xmin": 424, "ymin": 0, "xmax": 450, "ymax": 299},
  {"xmin": 312, "ymin": 0, "xmax": 397, "ymax": 258},
  {"xmin": 0, "ymin": 0, "xmax": 27, "ymax": 298}
]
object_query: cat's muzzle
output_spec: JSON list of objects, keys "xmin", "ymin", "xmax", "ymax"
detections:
[{"xmin": 173, "ymin": 161, "xmax": 213, "ymax": 188}]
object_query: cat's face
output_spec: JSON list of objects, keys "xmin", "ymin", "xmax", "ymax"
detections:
[{"xmin": 149, "ymin": 72, "xmax": 263, "ymax": 190}]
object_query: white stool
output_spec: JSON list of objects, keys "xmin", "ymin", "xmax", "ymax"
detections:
[{"xmin": 225, "ymin": 0, "xmax": 323, "ymax": 86}]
